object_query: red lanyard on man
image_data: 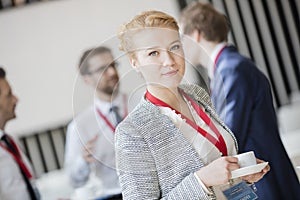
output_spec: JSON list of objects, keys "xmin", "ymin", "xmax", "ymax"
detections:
[
  {"xmin": 96, "ymin": 94, "xmax": 128, "ymax": 132},
  {"xmin": 145, "ymin": 90, "xmax": 228, "ymax": 156},
  {"xmin": 0, "ymin": 134, "xmax": 33, "ymax": 179},
  {"xmin": 210, "ymin": 45, "xmax": 227, "ymax": 95},
  {"xmin": 213, "ymin": 45, "xmax": 227, "ymax": 74}
]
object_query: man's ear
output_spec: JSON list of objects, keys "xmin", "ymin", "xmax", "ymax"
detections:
[
  {"xmin": 83, "ymin": 75, "xmax": 92, "ymax": 85},
  {"xmin": 190, "ymin": 30, "xmax": 202, "ymax": 43}
]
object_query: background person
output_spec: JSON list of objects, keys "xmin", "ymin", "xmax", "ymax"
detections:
[
  {"xmin": 179, "ymin": 2, "xmax": 300, "ymax": 199},
  {"xmin": 64, "ymin": 46, "xmax": 125, "ymax": 200},
  {"xmin": 0, "ymin": 67, "xmax": 40, "ymax": 200}
]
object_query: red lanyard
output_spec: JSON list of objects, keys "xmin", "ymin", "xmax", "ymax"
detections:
[
  {"xmin": 0, "ymin": 135, "xmax": 33, "ymax": 179},
  {"xmin": 145, "ymin": 90, "xmax": 228, "ymax": 156},
  {"xmin": 213, "ymin": 45, "xmax": 227, "ymax": 74},
  {"xmin": 96, "ymin": 94, "xmax": 128, "ymax": 132}
]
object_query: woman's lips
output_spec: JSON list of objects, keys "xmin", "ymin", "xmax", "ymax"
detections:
[{"xmin": 162, "ymin": 69, "xmax": 178, "ymax": 76}]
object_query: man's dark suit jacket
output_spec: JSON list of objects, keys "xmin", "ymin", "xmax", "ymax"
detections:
[{"xmin": 211, "ymin": 45, "xmax": 300, "ymax": 200}]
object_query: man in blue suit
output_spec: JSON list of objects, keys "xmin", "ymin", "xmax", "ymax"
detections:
[{"xmin": 180, "ymin": 2, "xmax": 300, "ymax": 200}]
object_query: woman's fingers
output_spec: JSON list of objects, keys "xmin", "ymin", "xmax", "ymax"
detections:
[
  {"xmin": 241, "ymin": 162, "xmax": 270, "ymax": 183},
  {"xmin": 226, "ymin": 156, "xmax": 239, "ymax": 163},
  {"xmin": 225, "ymin": 156, "xmax": 240, "ymax": 171}
]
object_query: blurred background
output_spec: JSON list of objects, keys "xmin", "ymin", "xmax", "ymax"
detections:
[{"xmin": 0, "ymin": 0, "xmax": 299, "ymax": 199}]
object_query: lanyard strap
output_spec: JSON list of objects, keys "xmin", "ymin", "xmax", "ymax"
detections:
[
  {"xmin": 145, "ymin": 90, "xmax": 228, "ymax": 156},
  {"xmin": 213, "ymin": 45, "xmax": 227, "ymax": 74},
  {"xmin": 0, "ymin": 135, "xmax": 33, "ymax": 179},
  {"xmin": 182, "ymin": 92, "xmax": 228, "ymax": 156},
  {"xmin": 96, "ymin": 108, "xmax": 116, "ymax": 132},
  {"xmin": 96, "ymin": 94, "xmax": 128, "ymax": 132}
]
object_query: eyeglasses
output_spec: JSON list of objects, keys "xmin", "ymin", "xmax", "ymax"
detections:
[{"xmin": 86, "ymin": 62, "xmax": 119, "ymax": 75}]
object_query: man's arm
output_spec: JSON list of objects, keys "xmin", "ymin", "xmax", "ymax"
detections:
[{"xmin": 64, "ymin": 122, "xmax": 90, "ymax": 188}]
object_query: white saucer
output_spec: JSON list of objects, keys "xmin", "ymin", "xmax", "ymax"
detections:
[{"xmin": 231, "ymin": 162, "xmax": 268, "ymax": 179}]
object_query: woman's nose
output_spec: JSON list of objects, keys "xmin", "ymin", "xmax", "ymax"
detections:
[{"xmin": 162, "ymin": 51, "xmax": 175, "ymax": 67}]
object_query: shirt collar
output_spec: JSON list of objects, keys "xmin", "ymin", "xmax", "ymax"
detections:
[
  {"xmin": 208, "ymin": 42, "xmax": 227, "ymax": 79},
  {"xmin": 94, "ymin": 93, "xmax": 123, "ymax": 115},
  {"xmin": 0, "ymin": 129, "xmax": 4, "ymax": 139}
]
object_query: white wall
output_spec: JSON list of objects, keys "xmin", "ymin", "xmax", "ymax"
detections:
[{"xmin": 0, "ymin": 0, "xmax": 180, "ymax": 136}]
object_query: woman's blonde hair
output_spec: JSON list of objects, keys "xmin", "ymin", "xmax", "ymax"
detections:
[{"xmin": 118, "ymin": 10, "xmax": 179, "ymax": 54}]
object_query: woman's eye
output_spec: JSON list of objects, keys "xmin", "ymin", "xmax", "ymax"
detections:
[
  {"xmin": 171, "ymin": 44, "xmax": 180, "ymax": 51},
  {"xmin": 149, "ymin": 51, "xmax": 159, "ymax": 56}
]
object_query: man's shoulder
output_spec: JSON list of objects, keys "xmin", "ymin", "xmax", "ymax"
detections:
[
  {"xmin": 68, "ymin": 105, "xmax": 95, "ymax": 127},
  {"xmin": 221, "ymin": 47, "xmax": 260, "ymax": 73},
  {"xmin": 218, "ymin": 55, "xmax": 266, "ymax": 89}
]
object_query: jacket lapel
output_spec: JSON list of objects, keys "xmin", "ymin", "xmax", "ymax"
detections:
[{"xmin": 180, "ymin": 84, "xmax": 239, "ymax": 153}]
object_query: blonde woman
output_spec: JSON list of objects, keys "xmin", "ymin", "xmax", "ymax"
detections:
[{"xmin": 115, "ymin": 10, "xmax": 269, "ymax": 199}]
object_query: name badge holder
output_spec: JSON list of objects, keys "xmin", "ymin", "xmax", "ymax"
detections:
[{"xmin": 221, "ymin": 181, "xmax": 258, "ymax": 200}]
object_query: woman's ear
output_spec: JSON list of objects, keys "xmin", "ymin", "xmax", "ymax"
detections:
[
  {"xmin": 130, "ymin": 58, "xmax": 139, "ymax": 71},
  {"xmin": 130, "ymin": 58, "xmax": 136, "ymax": 68}
]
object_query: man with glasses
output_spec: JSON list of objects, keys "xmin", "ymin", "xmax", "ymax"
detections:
[{"xmin": 64, "ymin": 46, "xmax": 126, "ymax": 200}]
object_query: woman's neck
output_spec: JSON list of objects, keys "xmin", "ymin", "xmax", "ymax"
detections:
[
  {"xmin": 147, "ymin": 86, "xmax": 184, "ymax": 111},
  {"xmin": 147, "ymin": 85, "xmax": 196, "ymax": 123}
]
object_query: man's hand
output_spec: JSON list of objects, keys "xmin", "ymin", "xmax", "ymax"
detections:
[{"xmin": 83, "ymin": 135, "xmax": 99, "ymax": 163}]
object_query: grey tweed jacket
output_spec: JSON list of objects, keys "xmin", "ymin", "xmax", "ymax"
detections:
[{"xmin": 115, "ymin": 84, "xmax": 238, "ymax": 200}]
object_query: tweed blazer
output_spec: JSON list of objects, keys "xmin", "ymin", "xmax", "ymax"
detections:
[{"xmin": 115, "ymin": 84, "xmax": 238, "ymax": 200}]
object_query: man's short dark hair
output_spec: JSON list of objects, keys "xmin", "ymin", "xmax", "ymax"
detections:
[
  {"xmin": 78, "ymin": 46, "xmax": 112, "ymax": 75},
  {"xmin": 0, "ymin": 67, "xmax": 6, "ymax": 79}
]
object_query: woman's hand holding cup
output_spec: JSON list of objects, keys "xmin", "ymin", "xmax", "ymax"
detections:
[{"xmin": 234, "ymin": 151, "xmax": 270, "ymax": 183}]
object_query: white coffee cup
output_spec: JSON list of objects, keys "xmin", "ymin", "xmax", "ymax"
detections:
[{"xmin": 234, "ymin": 151, "xmax": 256, "ymax": 168}]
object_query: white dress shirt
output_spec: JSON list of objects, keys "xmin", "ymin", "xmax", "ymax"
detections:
[
  {"xmin": 208, "ymin": 42, "xmax": 227, "ymax": 80},
  {"xmin": 0, "ymin": 130, "xmax": 36, "ymax": 200},
  {"xmin": 64, "ymin": 93, "xmax": 127, "ymax": 198}
]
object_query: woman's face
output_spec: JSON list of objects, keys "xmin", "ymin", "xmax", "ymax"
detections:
[{"xmin": 130, "ymin": 28, "xmax": 185, "ymax": 89}]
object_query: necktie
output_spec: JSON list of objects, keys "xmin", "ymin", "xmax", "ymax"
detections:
[
  {"xmin": 1, "ymin": 134, "xmax": 18, "ymax": 155},
  {"xmin": 1, "ymin": 134, "xmax": 38, "ymax": 200},
  {"xmin": 110, "ymin": 106, "xmax": 123, "ymax": 125}
]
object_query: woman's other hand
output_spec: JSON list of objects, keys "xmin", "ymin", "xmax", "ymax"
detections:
[{"xmin": 241, "ymin": 158, "xmax": 270, "ymax": 183}]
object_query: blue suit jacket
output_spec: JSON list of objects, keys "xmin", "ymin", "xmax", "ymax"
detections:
[{"xmin": 211, "ymin": 46, "xmax": 300, "ymax": 200}]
